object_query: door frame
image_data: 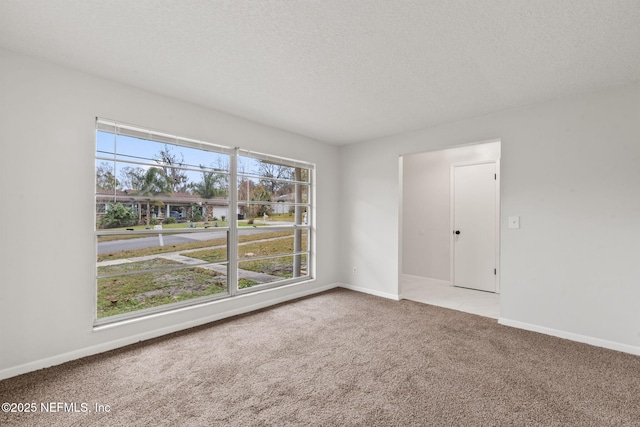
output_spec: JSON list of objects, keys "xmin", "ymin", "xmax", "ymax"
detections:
[{"xmin": 449, "ymin": 159, "xmax": 501, "ymax": 293}]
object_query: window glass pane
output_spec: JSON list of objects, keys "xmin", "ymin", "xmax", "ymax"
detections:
[
  {"xmin": 237, "ymin": 177, "xmax": 309, "ymax": 224},
  {"xmin": 238, "ymin": 156, "xmax": 307, "ymax": 180},
  {"xmin": 97, "ymin": 155, "xmax": 231, "ymax": 229},
  {"xmin": 237, "ymin": 229, "xmax": 308, "ymax": 259},
  {"xmin": 95, "ymin": 160, "xmax": 118, "ymax": 193},
  {"xmin": 238, "ymin": 255, "xmax": 308, "ymax": 285},
  {"xmin": 96, "ymin": 120, "xmax": 313, "ymax": 321},
  {"xmin": 98, "ymin": 232, "xmax": 228, "ymax": 262},
  {"xmin": 174, "ymin": 243, "xmax": 229, "ymax": 265},
  {"xmin": 97, "ymin": 263, "xmax": 228, "ymax": 318},
  {"xmin": 237, "ymin": 181, "xmax": 310, "ymax": 203},
  {"xmin": 97, "ymin": 131, "xmax": 228, "ymax": 173},
  {"xmin": 239, "ymin": 202, "xmax": 309, "ymax": 226},
  {"xmin": 96, "ymin": 131, "xmax": 115, "ymax": 159},
  {"xmin": 94, "ymin": 190, "xmax": 232, "ymax": 226},
  {"xmin": 96, "ymin": 200, "xmax": 139, "ymax": 230},
  {"xmin": 111, "ymin": 159, "xmax": 229, "ymax": 196}
]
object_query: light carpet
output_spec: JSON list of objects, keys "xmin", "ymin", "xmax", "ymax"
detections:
[{"xmin": 1, "ymin": 288, "xmax": 639, "ymax": 426}]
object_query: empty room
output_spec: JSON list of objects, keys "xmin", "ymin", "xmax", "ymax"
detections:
[{"xmin": 1, "ymin": 1, "xmax": 639, "ymax": 426}]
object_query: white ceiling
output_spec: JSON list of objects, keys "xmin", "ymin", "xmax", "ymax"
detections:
[{"xmin": 1, "ymin": 1, "xmax": 639, "ymax": 145}]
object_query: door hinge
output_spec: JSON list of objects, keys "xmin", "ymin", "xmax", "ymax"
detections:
[
  {"xmin": 494, "ymin": 268, "xmax": 497, "ymax": 275},
  {"xmin": 494, "ymin": 174, "xmax": 497, "ymax": 180}
]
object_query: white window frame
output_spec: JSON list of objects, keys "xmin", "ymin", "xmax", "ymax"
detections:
[{"xmin": 94, "ymin": 118, "xmax": 315, "ymax": 326}]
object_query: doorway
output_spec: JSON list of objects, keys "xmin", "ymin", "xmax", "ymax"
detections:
[{"xmin": 399, "ymin": 140, "xmax": 501, "ymax": 316}]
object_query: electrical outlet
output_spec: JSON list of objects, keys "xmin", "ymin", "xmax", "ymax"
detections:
[{"xmin": 352, "ymin": 267, "xmax": 358, "ymax": 275}]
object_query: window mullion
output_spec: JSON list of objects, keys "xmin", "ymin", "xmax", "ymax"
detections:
[{"xmin": 228, "ymin": 148, "xmax": 239, "ymax": 297}]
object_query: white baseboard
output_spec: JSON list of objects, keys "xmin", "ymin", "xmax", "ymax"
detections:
[
  {"xmin": 0, "ymin": 282, "xmax": 340, "ymax": 381},
  {"xmin": 339, "ymin": 283, "xmax": 400, "ymax": 301},
  {"xmin": 498, "ymin": 317, "xmax": 640, "ymax": 357}
]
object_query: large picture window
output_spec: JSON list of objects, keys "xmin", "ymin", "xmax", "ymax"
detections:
[{"xmin": 95, "ymin": 119, "xmax": 314, "ymax": 324}]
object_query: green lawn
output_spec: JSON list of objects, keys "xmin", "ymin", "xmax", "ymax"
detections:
[
  {"xmin": 97, "ymin": 220, "xmax": 268, "ymax": 242},
  {"xmin": 238, "ymin": 257, "xmax": 300, "ymax": 279},
  {"xmin": 97, "ymin": 237, "xmax": 227, "ymax": 262},
  {"xmin": 96, "ymin": 230, "xmax": 306, "ymax": 318},
  {"xmin": 182, "ymin": 232, "xmax": 308, "ymax": 278},
  {"xmin": 97, "ymin": 259, "xmax": 227, "ymax": 318},
  {"xmin": 97, "ymin": 230, "xmax": 296, "ymax": 262}
]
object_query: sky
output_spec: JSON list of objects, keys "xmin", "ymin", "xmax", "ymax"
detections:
[{"xmin": 96, "ymin": 131, "xmax": 306, "ymax": 193}]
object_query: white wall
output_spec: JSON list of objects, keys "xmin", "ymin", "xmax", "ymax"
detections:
[
  {"xmin": 340, "ymin": 82, "xmax": 640, "ymax": 354},
  {"xmin": 1, "ymin": 47, "xmax": 638, "ymax": 379},
  {"xmin": 0, "ymin": 49, "xmax": 340, "ymax": 379},
  {"xmin": 402, "ymin": 141, "xmax": 500, "ymax": 281}
]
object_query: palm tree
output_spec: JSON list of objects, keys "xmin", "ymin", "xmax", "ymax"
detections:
[
  {"xmin": 192, "ymin": 171, "xmax": 219, "ymax": 199},
  {"xmin": 138, "ymin": 167, "xmax": 172, "ymax": 226},
  {"xmin": 191, "ymin": 168, "xmax": 227, "ymax": 220}
]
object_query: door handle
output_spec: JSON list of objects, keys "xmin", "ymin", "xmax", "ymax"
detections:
[{"xmin": 454, "ymin": 230, "xmax": 461, "ymax": 235}]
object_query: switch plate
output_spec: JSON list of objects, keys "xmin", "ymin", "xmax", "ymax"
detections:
[{"xmin": 508, "ymin": 216, "xmax": 520, "ymax": 229}]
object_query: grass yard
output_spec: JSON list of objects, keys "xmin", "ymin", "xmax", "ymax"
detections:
[
  {"xmin": 179, "ymin": 231, "xmax": 298, "ymax": 263},
  {"xmin": 183, "ymin": 231, "xmax": 308, "ymax": 278},
  {"xmin": 97, "ymin": 219, "xmax": 270, "ymax": 241},
  {"xmin": 97, "ymin": 258, "xmax": 227, "ymax": 318},
  {"xmin": 238, "ymin": 278, "xmax": 259, "ymax": 289},
  {"xmin": 238, "ymin": 256, "xmax": 307, "ymax": 279},
  {"xmin": 97, "ymin": 230, "xmax": 297, "ymax": 262},
  {"xmin": 97, "ymin": 237, "xmax": 227, "ymax": 262},
  {"xmin": 96, "ymin": 230, "xmax": 307, "ymax": 318},
  {"xmin": 97, "ymin": 222, "xmax": 216, "ymax": 240}
]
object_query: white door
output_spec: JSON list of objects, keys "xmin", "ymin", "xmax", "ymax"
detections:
[{"xmin": 452, "ymin": 162, "xmax": 497, "ymax": 292}]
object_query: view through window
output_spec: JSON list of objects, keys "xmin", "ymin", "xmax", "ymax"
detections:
[{"xmin": 95, "ymin": 119, "xmax": 313, "ymax": 323}]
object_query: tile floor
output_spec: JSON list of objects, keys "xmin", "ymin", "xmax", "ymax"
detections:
[{"xmin": 400, "ymin": 275, "xmax": 500, "ymax": 319}]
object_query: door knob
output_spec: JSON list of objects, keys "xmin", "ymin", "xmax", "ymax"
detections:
[{"xmin": 454, "ymin": 230, "xmax": 461, "ymax": 235}]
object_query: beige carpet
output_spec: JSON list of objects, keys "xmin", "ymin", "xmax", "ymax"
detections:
[{"xmin": 1, "ymin": 288, "xmax": 639, "ymax": 426}]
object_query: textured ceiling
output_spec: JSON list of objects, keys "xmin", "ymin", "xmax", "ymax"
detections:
[{"xmin": 1, "ymin": 1, "xmax": 639, "ymax": 144}]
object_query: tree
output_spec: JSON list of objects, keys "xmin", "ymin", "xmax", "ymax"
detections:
[
  {"xmin": 249, "ymin": 184, "xmax": 272, "ymax": 218},
  {"xmin": 258, "ymin": 160, "xmax": 293, "ymax": 196},
  {"xmin": 99, "ymin": 202, "xmax": 136, "ymax": 229},
  {"xmin": 138, "ymin": 167, "xmax": 173, "ymax": 226},
  {"xmin": 191, "ymin": 166, "xmax": 227, "ymax": 199},
  {"xmin": 155, "ymin": 145, "xmax": 189, "ymax": 193},
  {"xmin": 189, "ymin": 203, "xmax": 204, "ymax": 222},
  {"xmin": 118, "ymin": 166, "xmax": 145, "ymax": 190},
  {"xmin": 191, "ymin": 165, "xmax": 228, "ymax": 221},
  {"xmin": 192, "ymin": 172, "xmax": 218, "ymax": 200},
  {"xmin": 238, "ymin": 177, "xmax": 256, "ymax": 203},
  {"xmin": 96, "ymin": 162, "xmax": 120, "ymax": 191}
]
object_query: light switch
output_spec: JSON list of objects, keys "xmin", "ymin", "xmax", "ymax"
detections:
[{"xmin": 508, "ymin": 216, "xmax": 520, "ymax": 229}]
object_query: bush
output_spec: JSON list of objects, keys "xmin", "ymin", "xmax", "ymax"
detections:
[
  {"xmin": 100, "ymin": 203, "xmax": 137, "ymax": 229},
  {"xmin": 164, "ymin": 217, "xmax": 176, "ymax": 224},
  {"xmin": 190, "ymin": 203, "xmax": 204, "ymax": 222}
]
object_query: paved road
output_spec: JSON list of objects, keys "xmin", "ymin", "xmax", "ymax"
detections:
[{"xmin": 98, "ymin": 227, "xmax": 278, "ymax": 254}]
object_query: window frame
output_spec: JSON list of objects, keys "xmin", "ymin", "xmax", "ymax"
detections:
[
  {"xmin": 234, "ymin": 149, "xmax": 313, "ymax": 294},
  {"xmin": 94, "ymin": 118, "xmax": 315, "ymax": 326}
]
